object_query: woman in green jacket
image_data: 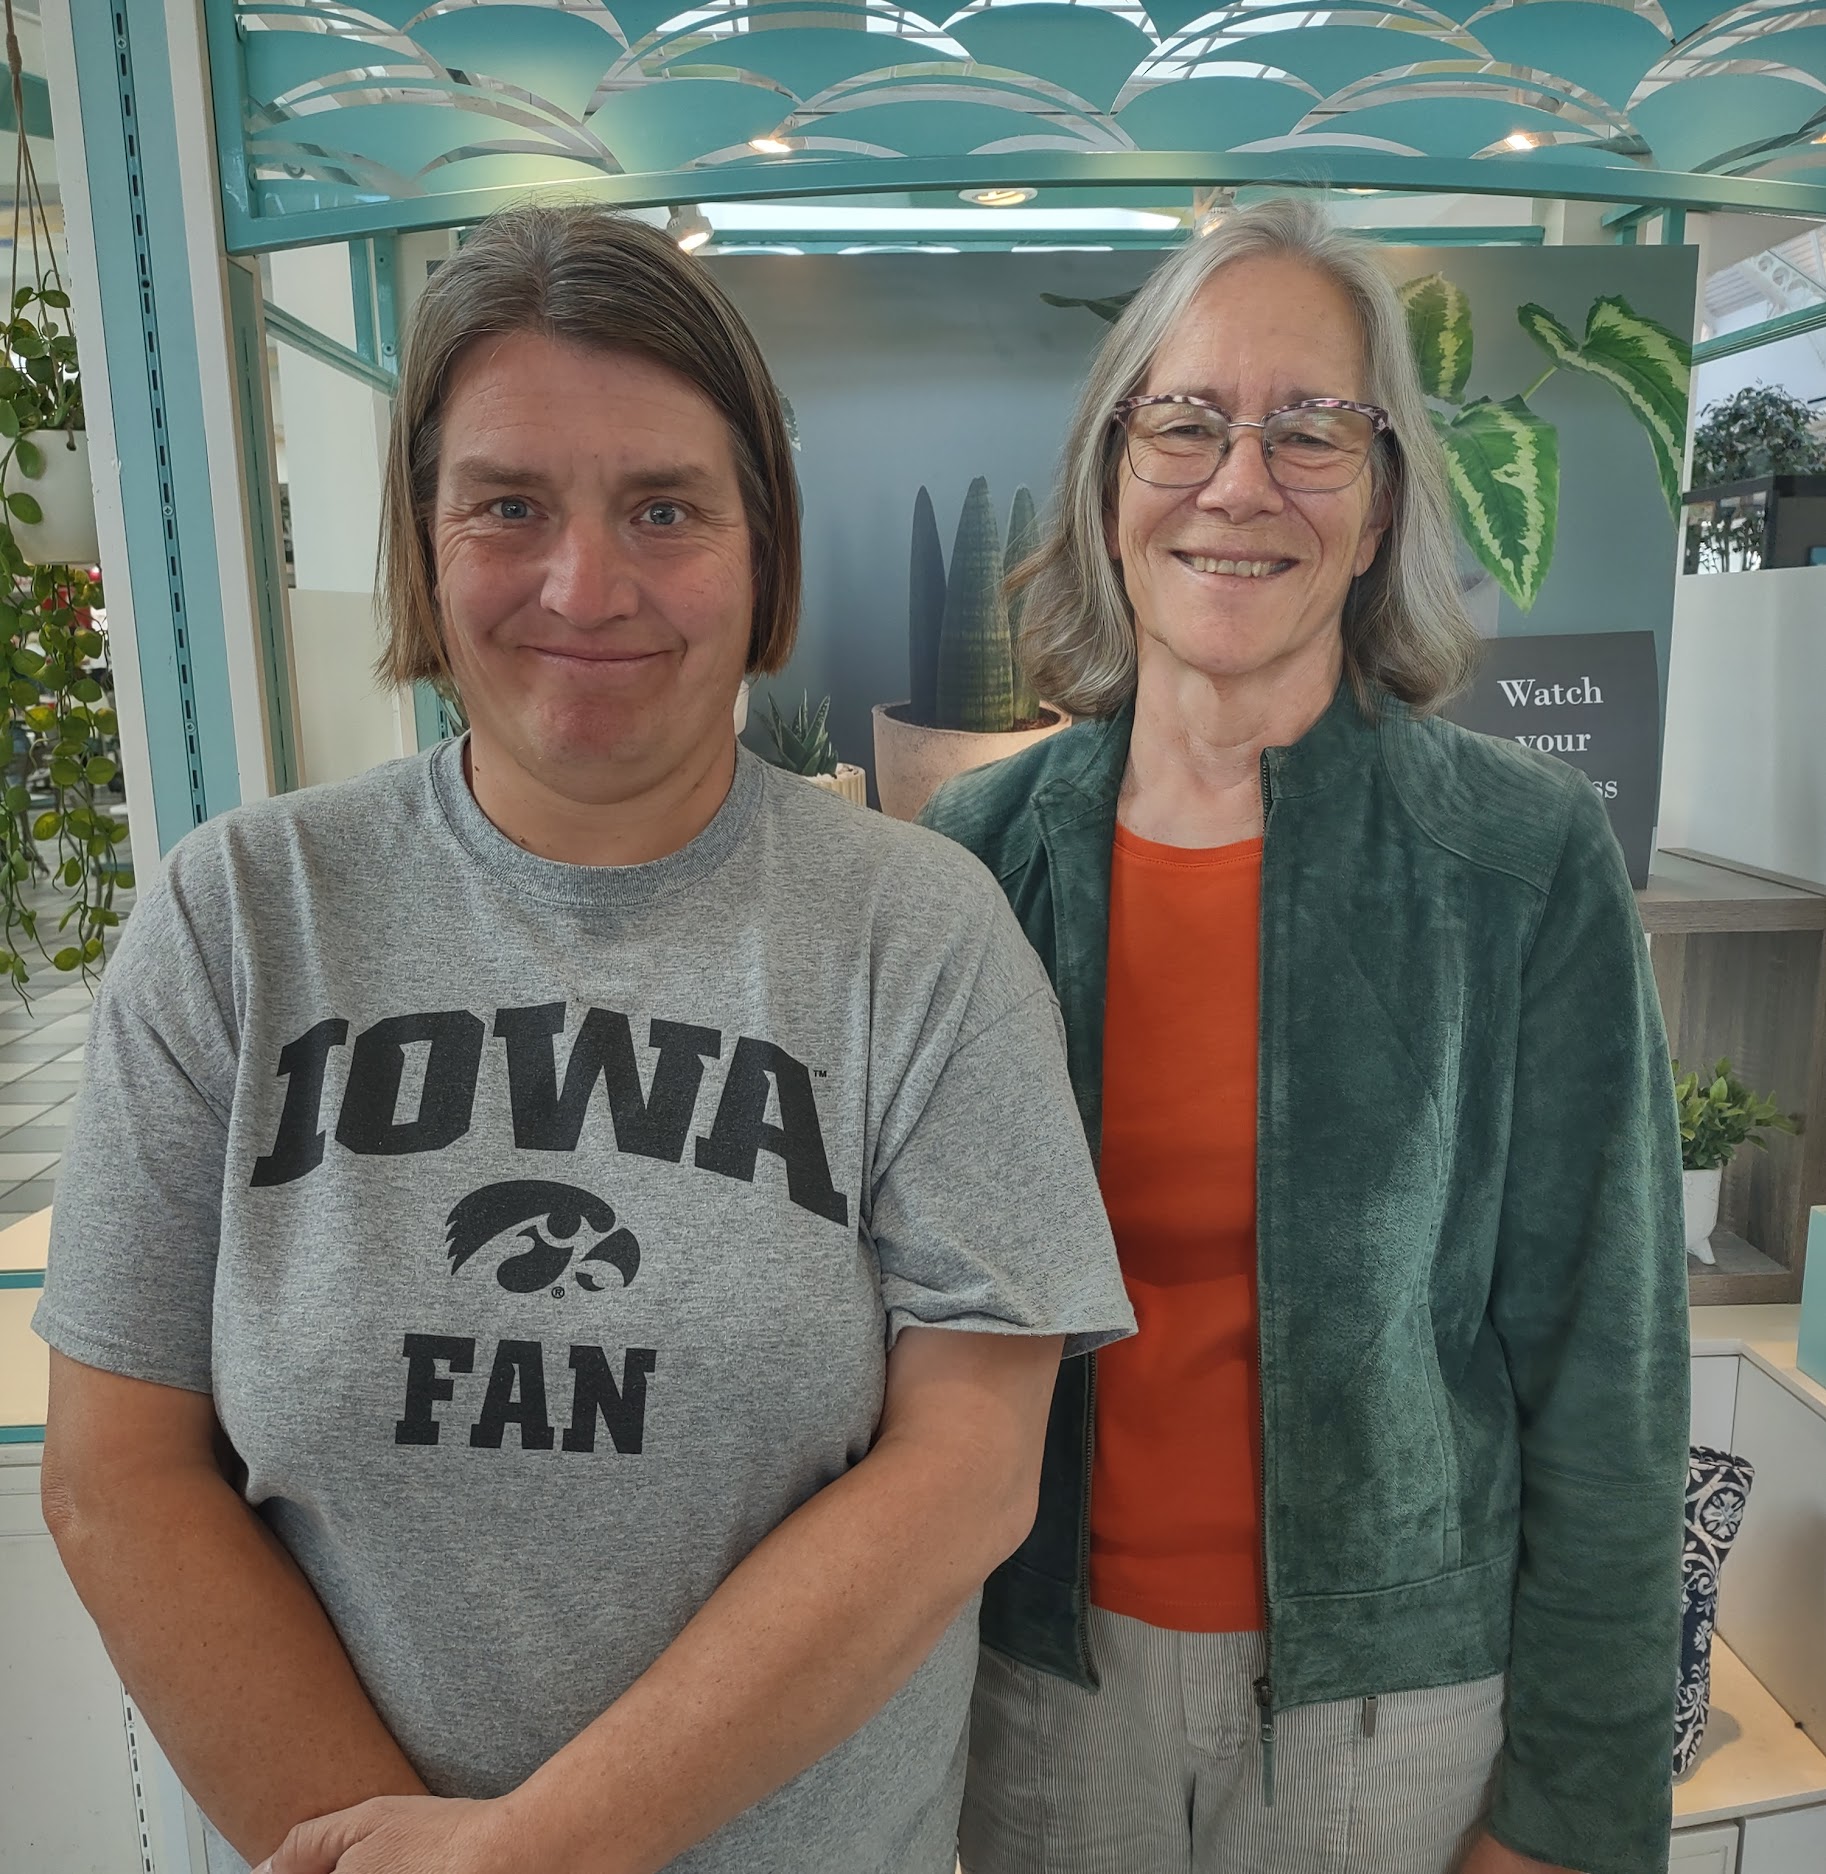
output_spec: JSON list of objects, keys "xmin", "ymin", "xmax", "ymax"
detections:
[{"xmin": 922, "ymin": 197, "xmax": 1688, "ymax": 1874}]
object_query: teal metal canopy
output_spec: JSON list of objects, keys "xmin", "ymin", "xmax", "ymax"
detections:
[{"xmin": 208, "ymin": 2, "xmax": 1826, "ymax": 252}]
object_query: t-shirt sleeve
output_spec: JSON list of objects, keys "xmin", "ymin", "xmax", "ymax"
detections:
[
  {"xmin": 865, "ymin": 878, "xmax": 1133, "ymax": 1359},
  {"xmin": 32, "ymin": 844, "xmax": 238, "ymax": 1394}
]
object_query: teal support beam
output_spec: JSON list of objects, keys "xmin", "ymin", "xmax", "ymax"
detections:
[
  {"xmin": 349, "ymin": 239, "xmax": 377, "ymax": 369},
  {"xmin": 373, "ymin": 235, "xmax": 401, "ymax": 377},
  {"xmin": 412, "ymin": 682, "xmax": 456, "ymax": 749},
  {"xmin": 213, "ymin": 151, "xmax": 1826, "ymax": 257},
  {"xmin": 1663, "ymin": 208, "xmax": 1686, "ymax": 246},
  {"xmin": 1617, "ymin": 222, "xmax": 1639, "ymax": 245},
  {"xmin": 1694, "ymin": 300, "xmax": 1826, "ymax": 365},
  {"xmin": 65, "ymin": 0, "xmax": 244, "ymax": 852},
  {"xmin": 263, "ymin": 301, "xmax": 398, "ymax": 396},
  {"xmin": 226, "ymin": 265, "xmax": 298, "ymax": 794}
]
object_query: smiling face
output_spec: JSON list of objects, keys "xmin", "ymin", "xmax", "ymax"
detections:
[
  {"xmin": 1110, "ymin": 253, "xmax": 1391, "ymax": 695},
  {"xmin": 431, "ymin": 330, "xmax": 754, "ymax": 817}
]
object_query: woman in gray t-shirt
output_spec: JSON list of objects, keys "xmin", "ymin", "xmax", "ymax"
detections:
[{"xmin": 34, "ymin": 203, "xmax": 1132, "ymax": 1874}]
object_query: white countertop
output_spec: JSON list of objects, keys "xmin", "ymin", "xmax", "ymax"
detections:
[
  {"xmin": 1689, "ymin": 1303, "xmax": 1826, "ymax": 1423},
  {"xmin": 1676, "ymin": 1640, "xmax": 1826, "ymax": 1825}
]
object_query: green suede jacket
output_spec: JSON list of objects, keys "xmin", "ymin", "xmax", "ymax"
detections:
[{"xmin": 920, "ymin": 683, "xmax": 1689, "ymax": 1874}]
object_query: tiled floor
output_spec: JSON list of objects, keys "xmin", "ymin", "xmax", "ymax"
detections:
[{"xmin": 0, "ymin": 974, "xmax": 92, "ymax": 1227}]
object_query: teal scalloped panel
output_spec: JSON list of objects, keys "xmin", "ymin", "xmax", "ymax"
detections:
[
  {"xmin": 946, "ymin": 6, "xmax": 1155, "ymax": 114},
  {"xmin": 252, "ymin": 101, "xmax": 550, "ymax": 176},
  {"xmin": 1471, "ymin": 3, "xmax": 1669, "ymax": 112},
  {"xmin": 660, "ymin": 28, "xmax": 918, "ymax": 100},
  {"xmin": 410, "ymin": 6, "xmax": 624, "ymax": 122},
  {"xmin": 240, "ymin": 29, "xmax": 425, "ymax": 108},
  {"xmin": 1116, "ymin": 77, "xmax": 1309, "ymax": 151},
  {"xmin": 421, "ymin": 152, "xmax": 617, "ymax": 195},
  {"xmin": 1322, "ymin": 97, "xmax": 1589, "ymax": 161},
  {"xmin": 1728, "ymin": 28, "xmax": 1826, "ymax": 89},
  {"xmin": 304, "ymin": 0, "xmax": 422, "ymax": 27},
  {"xmin": 587, "ymin": 78, "xmax": 789, "ymax": 171},
  {"xmin": 1207, "ymin": 26, "xmax": 1466, "ymax": 97},
  {"xmin": 810, "ymin": 99, "xmax": 1080, "ymax": 156},
  {"xmin": 602, "ymin": 0, "xmax": 718, "ymax": 49},
  {"xmin": 1632, "ymin": 73, "xmax": 1826, "ymax": 174},
  {"xmin": 1427, "ymin": 0, "xmax": 1500, "ymax": 21},
  {"xmin": 1656, "ymin": 0, "xmax": 1741, "ymax": 43}
]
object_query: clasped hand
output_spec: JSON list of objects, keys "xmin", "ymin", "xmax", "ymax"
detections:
[{"xmin": 255, "ymin": 1795, "xmax": 521, "ymax": 1874}]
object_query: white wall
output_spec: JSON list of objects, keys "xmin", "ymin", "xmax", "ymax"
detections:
[
  {"xmin": 1659, "ymin": 567, "xmax": 1826, "ymax": 886},
  {"xmin": 266, "ymin": 246, "xmax": 413, "ymax": 783}
]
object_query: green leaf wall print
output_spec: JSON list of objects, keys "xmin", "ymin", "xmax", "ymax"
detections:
[
  {"xmin": 1439, "ymin": 397, "xmax": 1559, "ymax": 611},
  {"xmin": 1519, "ymin": 295, "xmax": 1691, "ymax": 514},
  {"xmin": 1400, "ymin": 273, "xmax": 1473, "ymax": 403}
]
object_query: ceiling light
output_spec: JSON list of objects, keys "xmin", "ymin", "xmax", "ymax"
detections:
[
  {"xmin": 1504, "ymin": 132, "xmax": 1537, "ymax": 152},
  {"xmin": 749, "ymin": 136, "xmax": 793, "ymax": 155},
  {"xmin": 960, "ymin": 186, "xmax": 1038, "ymax": 208},
  {"xmin": 667, "ymin": 204, "xmax": 712, "ymax": 252}
]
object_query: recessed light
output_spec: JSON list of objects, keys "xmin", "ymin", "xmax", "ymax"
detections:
[
  {"xmin": 1504, "ymin": 132, "xmax": 1537, "ymax": 152},
  {"xmin": 960, "ymin": 186, "xmax": 1038, "ymax": 208},
  {"xmin": 750, "ymin": 136, "xmax": 793, "ymax": 155}
]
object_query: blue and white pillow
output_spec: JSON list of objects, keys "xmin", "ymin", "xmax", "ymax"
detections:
[{"xmin": 1675, "ymin": 1444, "xmax": 1755, "ymax": 1778}]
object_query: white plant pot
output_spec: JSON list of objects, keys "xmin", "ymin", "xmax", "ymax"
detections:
[
  {"xmin": 1683, "ymin": 1166, "xmax": 1723, "ymax": 1264},
  {"xmin": 871, "ymin": 701, "xmax": 1069, "ymax": 822},
  {"xmin": 12, "ymin": 430, "xmax": 98, "ymax": 567},
  {"xmin": 803, "ymin": 761, "xmax": 867, "ymax": 807}
]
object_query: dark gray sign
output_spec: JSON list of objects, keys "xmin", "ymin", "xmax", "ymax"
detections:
[{"xmin": 1442, "ymin": 630, "xmax": 1661, "ymax": 888}]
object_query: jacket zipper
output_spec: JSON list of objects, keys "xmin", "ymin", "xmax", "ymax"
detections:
[{"xmin": 1254, "ymin": 746, "xmax": 1277, "ymax": 1806}]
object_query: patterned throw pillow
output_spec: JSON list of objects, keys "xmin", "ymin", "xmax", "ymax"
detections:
[{"xmin": 1675, "ymin": 1444, "xmax": 1756, "ymax": 1777}]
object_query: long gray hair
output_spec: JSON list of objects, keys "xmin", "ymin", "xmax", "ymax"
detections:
[{"xmin": 1019, "ymin": 197, "xmax": 1478, "ymax": 718}]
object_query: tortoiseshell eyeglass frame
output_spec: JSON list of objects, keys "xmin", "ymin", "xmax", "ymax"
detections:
[{"xmin": 1112, "ymin": 393, "xmax": 1395, "ymax": 491}]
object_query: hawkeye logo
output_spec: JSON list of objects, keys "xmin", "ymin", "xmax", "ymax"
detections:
[
  {"xmin": 445, "ymin": 1180, "xmax": 641, "ymax": 1298},
  {"xmin": 395, "ymin": 1180, "xmax": 656, "ymax": 1456}
]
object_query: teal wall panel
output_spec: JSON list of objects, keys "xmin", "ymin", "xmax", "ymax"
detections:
[{"xmin": 74, "ymin": 0, "xmax": 243, "ymax": 850}]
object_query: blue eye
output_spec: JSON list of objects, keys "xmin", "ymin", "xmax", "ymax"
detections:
[
  {"xmin": 492, "ymin": 497, "xmax": 533, "ymax": 521},
  {"xmin": 643, "ymin": 501, "xmax": 684, "ymax": 527}
]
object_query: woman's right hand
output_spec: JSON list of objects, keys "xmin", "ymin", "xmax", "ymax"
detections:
[{"xmin": 260, "ymin": 1794, "xmax": 524, "ymax": 1874}]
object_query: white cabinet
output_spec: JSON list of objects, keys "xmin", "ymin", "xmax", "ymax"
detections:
[
  {"xmin": 0, "ymin": 1449, "xmax": 146, "ymax": 1873},
  {"xmin": 1716, "ymin": 1365, "xmax": 1826, "ymax": 1750},
  {"xmin": 1740, "ymin": 1804, "xmax": 1826, "ymax": 1871},
  {"xmin": 1691, "ymin": 1355, "xmax": 1740, "ymax": 1452},
  {"xmin": 1670, "ymin": 1822, "xmax": 1739, "ymax": 1872}
]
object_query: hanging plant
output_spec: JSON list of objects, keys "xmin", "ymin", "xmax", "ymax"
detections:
[{"xmin": 0, "ymin": 0, "xmax": 128, "ymax": 996}]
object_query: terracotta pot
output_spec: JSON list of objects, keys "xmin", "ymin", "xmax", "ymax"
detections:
[
  {"xmin": 803, "ymin": 762, "xmax": 868, "ymax": 807},
  {"xmin": 1683, "ymin": 1166, "xmax": 1723, "ymax": 1263},
  {"xmin": 13, "ymin": 430, "xmax": 98, "ymax": 567},
  {"xmin": 871, "ymin": 702, "xmax": 1068, "ymax": 822}
]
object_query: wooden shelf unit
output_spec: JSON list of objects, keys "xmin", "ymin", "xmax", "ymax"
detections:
[{"xmin": 1638, "ymin": 851, "xmax": 1826, "ymax": 1305}]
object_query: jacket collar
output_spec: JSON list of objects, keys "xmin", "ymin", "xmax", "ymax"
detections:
[{"xmin": 1034, "ymin": 675, "xmax": 1385, "ymax": 820}]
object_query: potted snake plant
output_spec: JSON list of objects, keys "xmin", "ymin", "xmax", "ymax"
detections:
[{"xmin": 872, "ymin": 478, "xmax": 1066, "ymax": 822}]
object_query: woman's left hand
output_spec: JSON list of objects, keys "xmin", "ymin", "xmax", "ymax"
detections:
[{"xmin": 256, "ymin": 1795, "xmax": 520, "ymax": 1874}]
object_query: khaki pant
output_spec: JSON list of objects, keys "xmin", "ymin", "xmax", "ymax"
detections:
[{"xmin": 960, "ymin": 1607, "xmax": 1504, "ymax": 1874}]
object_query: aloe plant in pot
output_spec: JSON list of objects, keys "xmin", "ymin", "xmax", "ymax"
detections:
[
  {"xmin": 1673, "ymin": 1058, "xmax": 1799, "ymax": 1263},
  {"xmin": 872, "ymin": 477, "xmax": 1066, "ymax": 822},
  {"xmin": 764, "ymin": 691, "xmax": 866, "ymax": 807}
]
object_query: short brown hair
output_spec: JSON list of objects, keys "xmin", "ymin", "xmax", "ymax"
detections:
[{"xmin": 377, "ymin": 203, "xmax": 801, "ymax": 694}]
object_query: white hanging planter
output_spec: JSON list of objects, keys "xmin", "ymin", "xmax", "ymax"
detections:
[
  {"xmin": 1683, "ymin": 1166, "xmax": 1723, "ymax": 1264},
  {"xmin": 803, "ymin": 762, "xmax": 868, "ymax": 807},
  {"xmin": 12, "ymin": 430, "xmax": 98, "ymax": 567}
]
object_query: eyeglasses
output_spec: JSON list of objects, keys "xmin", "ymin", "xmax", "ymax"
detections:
[{"xmin": 1113, "ymin": 394, "xmax": 1392, "ymax": 493}]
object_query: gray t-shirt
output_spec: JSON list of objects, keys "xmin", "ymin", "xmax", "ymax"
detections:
[{"xmin": 36, "ymin": 740, "xmax": 1131, "ymax": 1874}]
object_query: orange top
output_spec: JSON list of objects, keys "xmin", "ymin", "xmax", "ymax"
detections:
[{"xmin": 1088, "ymin": 822, "xmax": 1267, "ymax": 1634}]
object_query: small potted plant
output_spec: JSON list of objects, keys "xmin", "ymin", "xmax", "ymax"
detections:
[
  {"xmin": 763, "ymin": 690, "xmax": 867, "ymax": 807},
  {"xmin": 1673, "ymin": 1058, "xmax": 1800, "ymax": 1262},
  {"xmin": 872, "ymin": 477, "xmax": 1067, "ymax": 821}
]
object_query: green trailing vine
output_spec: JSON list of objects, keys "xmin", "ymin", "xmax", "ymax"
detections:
[{"xmin": 0, "ymin": 0, "xmax": 130, "ymax": 996}]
